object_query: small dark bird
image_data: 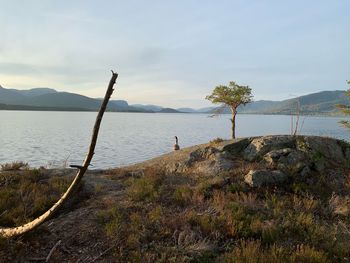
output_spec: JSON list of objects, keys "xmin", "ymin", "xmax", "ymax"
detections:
[{"xmin": 173, "ymin": 136, "xmax": 180, "ymax": 151}]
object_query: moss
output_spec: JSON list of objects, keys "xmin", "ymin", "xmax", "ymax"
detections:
[
  {"xmin": 296, "ymin": 137, "xmax": 309, "ymax": 152},
  {"xmin": 311, "ymin": 151, "xmax": 325, "ymax": 162}
]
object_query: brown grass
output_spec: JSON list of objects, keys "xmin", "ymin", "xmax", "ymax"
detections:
[{"xmin": 1, "ymin": 156, "xmax": 350, "ymax": 262}]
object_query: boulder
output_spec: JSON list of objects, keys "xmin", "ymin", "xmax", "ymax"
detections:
[
  {"xmin": 244, "ymin": 169, "xmax": 288, "ymax": 187},
  {"xmin": 301, "ymin": 136, "xmax": 346, "ymax": 163},
  {"xmin": 325, "ymin": 170, "xmax": 348, "ymax": 190},
  {"xmin": 195, "ymin": 159, "xmax": 235, "ymax": 175},
  {"xmin": 166, "ymin": 148, "xmax": 234, "ymax": 175},
  {"xmin": 345, "ymin": 147, "xmax": 350, "ymax": 161},
  {"xmin": 209, "ymin": 152, "xmax": 235, "ymax": 173},
  {"xmin": 184, "ymin": 146, "xmax": 219, "ymax": 167},
  {"xmin": 243, "ymin": 136, "xmax": 295, "ymax": 161},
  {"xmin": 188, "ymin": 151, "xmax": 235, "ymax": 175},
  {"xmin": 300, "ymin": 166, "xmax": 311, "ymax": 177},
  {"xmin": 277, "ymin": 150, "xmax": 309, "ymax": 174},
  {"xmin": 263, "ymin": 148, "xmax": 293, "ymax": 166},
  {"xmin": 220, "ymin": 138, "xmax": 252, "ymax": 155}
]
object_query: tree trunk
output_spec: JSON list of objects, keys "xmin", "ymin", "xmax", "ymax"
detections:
[
  {"xmin": 230, "ymin": 107, "xmax": 237, "ymax": 139},
  {"xmin": 0, "ymin": 71, "xmax": 118, "ymax": 238}
]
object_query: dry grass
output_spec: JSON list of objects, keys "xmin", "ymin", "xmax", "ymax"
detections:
[
  {"xmin": 0, "ymin": 167, "xmax": 71, "ymax": 227},
  {"xmin": 1, "ymin": 161, "xmax": 28, "ymax": 171},
  {"xmin": 329, "ymin": 194, "xmax": 350, "ymax": 217},
  {"xmin": 1, "ymin": 156, "xmax": 350, "ymax": 262},
  {"xmin": 87, "ymin": 160, "xmax": 350, "ymax": 262},
  {"xmin": 209, "ymin": 137, "xmax": 224, "ymax": 145}
]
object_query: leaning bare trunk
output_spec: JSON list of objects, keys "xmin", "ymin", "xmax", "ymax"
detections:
[
  {"xmin": 230, "ymin": 107, "xmax": 237, "ymax": 139},
  {"xmin": 0, "ymin": 71, "xmax": 118, "ymax": 238}
]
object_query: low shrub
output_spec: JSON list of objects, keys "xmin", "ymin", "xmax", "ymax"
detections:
[
  {"xmin": 1, "ymin": 161, "xmax": 28, "ymax": 171},
  {"xmin": 0, "ymin": 168, "xmax": 71, "ymax": 227}
]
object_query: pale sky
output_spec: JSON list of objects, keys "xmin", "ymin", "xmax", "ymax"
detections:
[{"xmin": 0, "ymin": 0, "xmax": 349, "ymax": 108}]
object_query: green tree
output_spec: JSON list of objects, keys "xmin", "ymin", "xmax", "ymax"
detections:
[
  {"xmin": 337, "ymin": 80, "xmax": 350, "ymax": 129},
  {"xmin": 206, "ymin": 82, "xmax": 253, "ymax": 139}
]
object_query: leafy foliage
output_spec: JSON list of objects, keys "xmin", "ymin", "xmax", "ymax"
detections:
[
  {"xmin": 337, "ymin": 80, "xmax": 350, "ymax": 129},
  {"xmin": 205, "ymin": 82, "xmax": 253, "ymax": 110},
  {"xmin": 206, "ymin": 81, "xmax": 253, "ymax": 138}
]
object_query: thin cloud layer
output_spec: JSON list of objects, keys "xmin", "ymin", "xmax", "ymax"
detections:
[{"xmin": 0, "ymin": 0, "xmax": 349, "ymax": 108}]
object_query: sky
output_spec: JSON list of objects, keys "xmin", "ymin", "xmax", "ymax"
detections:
[{"xmin": 0, "ymin": 1, "xmax": 349, "ymax": 108}]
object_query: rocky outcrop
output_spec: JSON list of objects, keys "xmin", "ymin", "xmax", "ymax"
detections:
[
  {"xmin": 134, "ymin": 135, "xmax": 350, "ymax": 186},
  {"xmin": 242, "ymin": 135, "xmax": 350, "ymax": 176},
  {"xmin": 243, "ymin": 136, "xmax": 295, "ymax": 161},
  {"xmin": 301, "ymin": 136, "xmax": 346, "ymax": 162},
  {"xmin": 166, "ymin": 146, "xmax": 236, "ymax": 175}
]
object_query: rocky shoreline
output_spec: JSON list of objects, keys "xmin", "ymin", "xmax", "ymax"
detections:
[{"xmin": 128, "ymin": 135, "xmax": 350, "ymax": 187}]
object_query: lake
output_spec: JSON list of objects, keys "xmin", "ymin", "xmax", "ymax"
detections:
[{"xmin": 0, "ymin": 111, "xmax": 349, "ymax": 169}]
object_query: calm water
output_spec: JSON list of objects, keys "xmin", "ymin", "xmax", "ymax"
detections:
[{"xmin": 0, "ymin": 111, "xmax": 349, "ymax": 169}]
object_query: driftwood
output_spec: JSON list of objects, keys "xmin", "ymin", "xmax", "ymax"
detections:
[{"xmin": 0, "ymin": 71, "xmax": 118, "ymax": 238}]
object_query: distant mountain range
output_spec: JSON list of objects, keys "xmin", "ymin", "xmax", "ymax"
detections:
[
  {"xmin": 132, "ymin": 90, "xmax": 349, "ymax": 115},
  {"xmin": 238, "ymin": 90, "xmax": 348, "ymax": 115},
  {"xmin": 0, "ymin": 85, "xmax": 146, "ymax": 112},
  {"xmin": 0, "ymin": 85, "xmax": 348, "ymax": 115}
]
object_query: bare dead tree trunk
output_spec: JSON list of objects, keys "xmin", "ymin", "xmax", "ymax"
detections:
[{"xmin": 0, "ymin": 71, "xmax": 118, "ymax": 238}]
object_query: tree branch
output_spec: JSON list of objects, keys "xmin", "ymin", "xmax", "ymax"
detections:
[{"xmin": 0, "ymin": 71, "xmax": 118, "ymax": 238}]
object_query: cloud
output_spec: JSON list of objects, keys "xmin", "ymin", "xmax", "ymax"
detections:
[{"xmin": 0, "ymin": 1, "xmax": 349, "ymax": 107}]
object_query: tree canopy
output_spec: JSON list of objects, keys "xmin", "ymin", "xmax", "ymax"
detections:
[
  {"xmin": 205, "ymin": 82, "xmax": 253, "ymax": 109},
  {"xmin": 206, "ymin": 81, "xmax": 253, "ymax": 139},
  {"xmin": 337, "ymin": 80, "xmax": 350, "ymax": 129}
]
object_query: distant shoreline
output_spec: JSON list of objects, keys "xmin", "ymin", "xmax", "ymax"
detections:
[{"xmin": 0, "ymin": 106, "xmax": 347, "ymax": 117}]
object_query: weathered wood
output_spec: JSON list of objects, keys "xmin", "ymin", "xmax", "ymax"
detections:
[
  {"xmin": 46, "ymin": 240, "xmax": 61, "ymax": 262},
  {"xmin": 0, "ymin": 71, "xmax": 118, "ymax": 238},
  {"xmin": 87, "ymin": 246, "xmax": 114, "ymax": 263}
]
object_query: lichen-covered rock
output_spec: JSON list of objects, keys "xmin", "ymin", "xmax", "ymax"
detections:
[
  {"xmin": 220, "ymin": 138, "xmax": 252, "ymax": 155},
  {"xmin": 345, "ymin": 147, "xmax": 350, "ymax": 161},
  {"xmin": 243, "ymin": 136, "xmax": 295, "ymax": 161},
  {"xmin": 300, "ymin": 166, "xmax": 311, "ymax": 177},
  {"xmin": 195, "ymin": 158, "xmax": 235, "ymax": 175},
  {"xmin": 166, "ymin": 147, "xmax": 234, "ymax": 175},
  {"xmin": 325, "ymin": 170, "xmax": 348, "ymax": 190},
  {"xmin": 301, "ymin": 136, "xmax": 346, "ymax": 163},
  {"xmin": 277, "ymin": 150, "xmax": 309, "ymax": 174},
  {"xmin": 244, "ymin": 169, "xmax": 288, "ymax": 187},
  {"xmin": 189, "ymin": 150, "xmax": 235, "ymax": 175},
  {"xmin": 184, "ymin": 146, "xmax": 219, "ymax": 167},
  {"xmin": 264, "ymin": 148, "xmax": 293, "ymax": 166},
  {"xmin": 163, "ymin": 135, "xmax": 349, "ymax": 177}
]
